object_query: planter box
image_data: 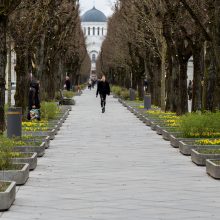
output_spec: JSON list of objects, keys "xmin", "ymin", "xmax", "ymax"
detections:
[
  {"xmin": 206, "ymin": 159, "xmax": 220, "ymax": 179},
  {"xmin": 150, "ymin": 121, "xmax": 157, "ymax": 131},
  {"xmin": 14, "ymin": 142, "xmax": 45, "ymax": 157},
  {"xmin": 191, "ymin": 147, "xmax": 220, "ymax": 166},
  {"xmin": 179, "ymin": 140, "xmax": 220, "ymax": 156},
  {"xmin": 170, "ymin": 135, "xmax": 183, "ymax": 148},
  {"xmin": 0, "ymin": 164, "xmax": 29, "ymax": 185},
  {"xmin": 162, "ymin": 130, "xmax": 180, "ymax": 141},
  {"xmin": 155, "ymin": 125, "xmax": 164, "ymax": 135},
  {"xmin": 0, "ymin": 181, "xmax": 16, "ymax": 211},
  {"xmin": 11, "ymin": 152, "xmax": 38, "ymax": 170}
]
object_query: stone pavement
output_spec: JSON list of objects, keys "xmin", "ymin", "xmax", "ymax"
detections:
[{"xmin": 1, "ymin": 89, "xmax": 220, "ymax": 220}]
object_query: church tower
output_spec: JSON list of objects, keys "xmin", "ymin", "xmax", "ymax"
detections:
[{"xmin": 81, "ymin": 7, "xmax": 107, "ymax": 74}]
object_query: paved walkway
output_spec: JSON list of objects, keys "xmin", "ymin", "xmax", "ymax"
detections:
[{"xmin": 1, "ymin": 89, "xmax": 220, "ymax": 220}]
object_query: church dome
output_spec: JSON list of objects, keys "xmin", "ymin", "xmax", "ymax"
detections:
[{"xmin": 81, "ymin": 7, "xmax": 107, "ymax": 22}]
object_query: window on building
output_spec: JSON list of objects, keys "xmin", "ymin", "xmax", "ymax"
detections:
[
  {"xmin": 93, "ymin": 27, "xmax": 95, "ymax": 35},
  {"xmin": 88, "ymin": 27, "xmax": 90, "ymax": 35},
  {"xmin": 92, "ymin": 54, "xmax": 96, "ymax": 63},
  {"xmin": 102, "ymin": 28, "xmax": 104, "ymax": 36},
  {"xmin": 97, "ymin": 27, "xmax": 100, "ymax": 35}
]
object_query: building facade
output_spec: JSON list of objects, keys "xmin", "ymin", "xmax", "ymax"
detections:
[{"xmin": 81, "ymin": 7, "xmax": 107, "ymax": 73}]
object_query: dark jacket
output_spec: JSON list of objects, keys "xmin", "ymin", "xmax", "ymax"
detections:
[
  {"xmin": 96, "ymin": 81, "xmax": 110, "ymax": 96},
  {"xmin": 65, "ymin": 79, "xmax": 71, "ymax": 91},
  {"xmin": 28, "ymin": 81, "xmax": 40, "ymax": 110}
]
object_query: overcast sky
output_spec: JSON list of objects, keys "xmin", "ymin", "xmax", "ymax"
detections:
[{"xmin": 79, "ymin": 0, "xmax": 116, "ymax": 17}]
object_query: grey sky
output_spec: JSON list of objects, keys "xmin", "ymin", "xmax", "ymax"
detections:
[{"xmin": 79, "ymin": 0, "xmax": 116, "ymax": 17}]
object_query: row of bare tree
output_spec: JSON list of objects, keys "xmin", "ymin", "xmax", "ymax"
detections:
[
  {"xmin": 97, "ymin": 0, "xmax": 220, "ymax": 115},
  {"xmin": 0, "ymin": 0, "xmax": 90, "ymax": 132}
]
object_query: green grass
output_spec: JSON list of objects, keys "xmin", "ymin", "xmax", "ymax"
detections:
[
  {"xmin": 179, "ymin": 112, "xmax": 220, "ymax": 138},
  {"xmin": 197, "ymin": 149, "xmax": 220, "ymax": 154},
  {"xmin": 41, "ymin": 102, "xmax": 60, "ymax": 120},
  {"xmin": 0, "ymin": 182, "xmax": 10, "ymax": 192}
]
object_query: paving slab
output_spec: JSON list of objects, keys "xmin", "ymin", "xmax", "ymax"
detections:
[{"xmin": 1, "ymin": 89, "xmax": 220, "ymax": 219}]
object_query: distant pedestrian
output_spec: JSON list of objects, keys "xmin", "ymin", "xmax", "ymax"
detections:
[
  {"xmin": 96, "ymin": 74, "xmax": 110, "ymax": 113},
  {"xmin": 65, "ymin": 76, "xmax": 71, "ymax": 91},
  {"xmin": 27, "ymin": 79, "xmax": 40, "ymax": 120},
  {"xmin": 188, "ymin": 80, "xmax": 193, "ymax": 101}
]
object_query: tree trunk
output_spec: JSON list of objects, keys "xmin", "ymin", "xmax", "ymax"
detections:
[
  {"xmin": 7, "ymin": 40, "xmax": 12, "ymax": 107},
  {"xmin": 192, "ymin": 44, "xmax": 203, "ymax": 111},
  {"xmin": 14, "ymin": 47, "xmax": 29, "ymax": 113},
  {"xmin": 177, "ymin": 60, "xmax": 188, "ymax": 115},
  {"xmin": 213, "ymin": 0, "xmax": 220, "ymax": 109},
  {"xmin": 161, "ymin": 40, "xmax": 167, "ymax": 111},
  {"xmin": 203, "ymin": 42, "xmax": 216, "ymax": 110},
  {"xmin": 0, "ymin": 15, "xmax": 7, "ymax": 133}
]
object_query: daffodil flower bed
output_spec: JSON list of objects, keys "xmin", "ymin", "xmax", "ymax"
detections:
[
  {"xmin": 195, "ymin": 139, "xmax": 220, "ymax": 145},
  {"xmin": 0, "ymin": 136, "xmax": 42, "ymax": 147},
  {"xmin": 0, "ymin": 136, "xmax": 26, "ymax": 147},
  {"xmin": 22, "ymin": 127, "xmax": 49, "ymax": 132},
  {"xmin": 22, "ymin": 121, "xmax": 48, "ymax": 127}
]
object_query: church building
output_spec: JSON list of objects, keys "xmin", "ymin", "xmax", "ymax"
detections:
[{"xmin": 81, "ymin": 7, "xmax": 107, "ymax": 73}]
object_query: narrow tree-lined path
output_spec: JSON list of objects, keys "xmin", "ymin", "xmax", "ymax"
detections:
[{"xmin": 1, "ymin": 90, "xmax": 220, "ymax": 220}]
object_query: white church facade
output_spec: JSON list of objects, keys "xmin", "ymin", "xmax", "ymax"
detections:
[{"xmin": 81, "ymin": 7, "xmax": 107, "ymax": 72}]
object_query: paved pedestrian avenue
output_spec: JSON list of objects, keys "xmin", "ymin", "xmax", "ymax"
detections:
[{"xmin": 1, "ymin": 89, "xmax": 220, "ymax": 220}]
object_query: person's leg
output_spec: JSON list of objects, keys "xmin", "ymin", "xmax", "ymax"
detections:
[
  {"xmin": 102, "ymin": 94, "xmax": 106, "ymax": 113},
  {"xmin": 100, "ymin": 94, "xmax": 104, "ymax": 108},
  {"xmin": 103, "ymin": 94, "xmax": 106, "ymax": 107}
]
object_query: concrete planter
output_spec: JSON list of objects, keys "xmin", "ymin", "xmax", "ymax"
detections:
[
  {"xmin": 169, "ymin": 134, "xmax": 183, "ymax": 148},
  {"xmin": 179, "ymin": 140, "xmax": 219, "ymax": 156},
  {"xmin": 60, "ymin": 99, "xmax": 75, "ymax": 105},
  {"xmin": 0, "ymin": 163, "xmax": 29, "ymax": 185},
  {"xmin": 155, "ymin": 125, "xmax": 164, "ymax": 135},
  {"xmin": 161, "ymin": 130, "xmax": 181, "ymax": 141},
  {"xmin": 191, "ymin": 147, "xmax": 220, "ymax": 166},
  {"xmin": 206, "ymin": 159, "xmax": 220, "ymax": 179},
  {"xmin": 0, "ymin": 181, "xmax": 16, "ymax": 211},
  {"xmin": 11, "ymin": 153, "xmax": 38, "ymax": 170},
  {"xmin": 143, "ymin": 117, "xmax": 152, "ymax": 126},
  {"xmin": 14, "ymin": 142, "xmax": 45, "ymax": 157},
  {"xmin": 150, "ymin": 122, "xmax": 157, "ymax": 131}
]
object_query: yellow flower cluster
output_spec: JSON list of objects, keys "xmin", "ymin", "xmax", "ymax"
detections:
[
  {"xmin": 146, "ymin": 110, "xmax": 175, "ymax": 116},
  {"xmin": 195, "ymin": 139, "xmax": 220, "ymax": 145},
  {"xmin": 22, "ymin": 121, "xmax": 48, "ymax": 127},
  {"xmin": 138, "ymin": 105, "xmax": 144, "ymax": 109},
  {"xmin": 23, "ymin": 127, "xmax": 48, "ymax": 132}
]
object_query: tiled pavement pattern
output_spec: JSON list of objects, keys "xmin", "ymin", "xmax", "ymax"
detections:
[{"xmin": 1, "ymin": 89, "xmax": 220, "ymax": 220}]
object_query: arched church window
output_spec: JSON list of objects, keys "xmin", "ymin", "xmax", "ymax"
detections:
[
  {"xmin": 92, "ymin": 54, "xmax": 96, "ymax": 63},
  {"xmin": 88, "ymin": 27, "xmax": 90, "ymax": 35},
  {"xmin": 93, "ymin": 27, "xmax": 95, "ymax": 35},
  {"xmin": 97, "ymin": 27, "xmax": 100, "ymax": 35}
]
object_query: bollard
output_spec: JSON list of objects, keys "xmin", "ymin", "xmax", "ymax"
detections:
[
  {"xmin": 7, "ymin": 107, "xmax": 22, "ymax": 138},
  {"xmin": 129, "ymin": 88, "xmax": 136, "ymax": 101},
  {"xmin": 144, "ymin": 94, "xmax": 151, "ymax": 109}
]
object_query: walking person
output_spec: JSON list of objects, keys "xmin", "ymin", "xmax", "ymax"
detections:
[
  {"xmin": 27, "ymin": 79, "xmax": 41, "ymax": 120},
  {"xmin": 96, "ymin": 74, "xmax": 110, "ymax": 113},
  {"xmin": 64, "ymin": 76, "xmax": 71, "ymax": 91}
]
